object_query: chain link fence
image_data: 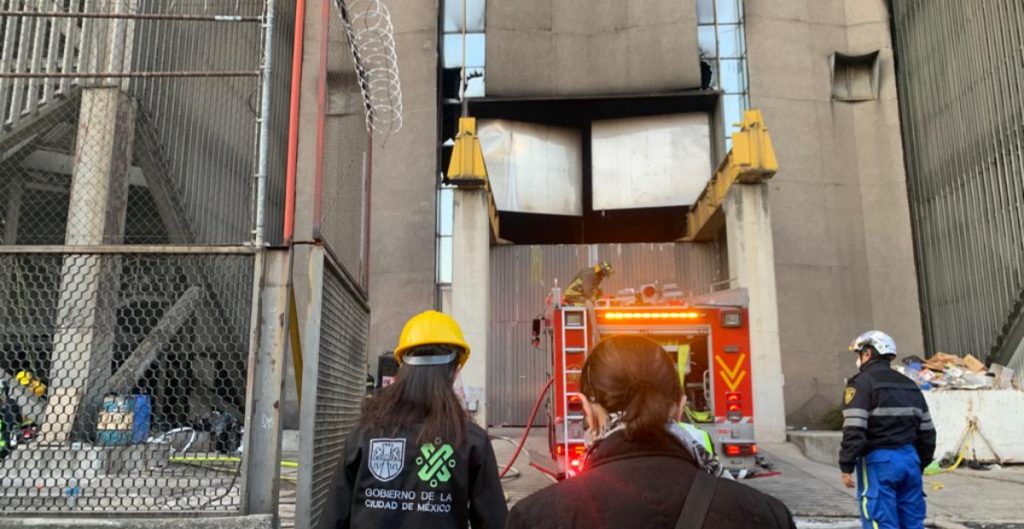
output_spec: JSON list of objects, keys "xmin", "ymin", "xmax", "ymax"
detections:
[
  {"xmin": 319, "ymin": 5, "xmax": 369, "ymax": 288},
  {"xmin": 0, "ymin": 0, "xmax": 296, "ymax": 517},
  {"xmin": 0, "ymin": 251, "xmax": 253, "ymax": 512},
  {"xmin": 296, "ymin": 249, "xmax": 369, "ymax": 529},
  {"xmin": 0, "ymin": 0, "xmax": 273, "ymax": 247}
]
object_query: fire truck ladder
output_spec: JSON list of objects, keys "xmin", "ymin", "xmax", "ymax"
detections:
[{"xmin": 559, "ymin": 306, "xmax": 589, "ymax": 470}]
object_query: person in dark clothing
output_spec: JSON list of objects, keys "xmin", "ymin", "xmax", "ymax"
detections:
[
  {"xmin": 563, "ymin": 261, "xmax": 613, "ymax": 304},
  {"xmin": 329, "ymin": 311, "xmax": 507, "ymax": 529},
  {"xmin": 840, "ymin": 330, "xmax": 935, "ymax": 529},
  {"xmin": 507, "ymin": 335, "xmax": 796, "ymax": 529},
  {"xmin": 0, "ymin": 379, "xmax": 21, "ymax": 461}
]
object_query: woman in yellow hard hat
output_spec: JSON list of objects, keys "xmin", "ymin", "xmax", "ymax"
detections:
[{"xmin": 329, "ymin": 310, "xmax": 507, "ymax": 529}]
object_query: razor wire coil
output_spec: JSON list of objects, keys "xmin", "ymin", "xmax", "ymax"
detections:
[{"xmin": 337, "ymin": 0, "xmax": 403, "ymax": 137}]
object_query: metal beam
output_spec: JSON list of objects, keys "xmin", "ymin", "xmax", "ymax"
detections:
[
  {"xmin": 20, "ymin": 147, "xmax": 147, "ymax": 187},
  {"xmin": 682, "ymin": 109, "xmax": 778, "ymax": 242},
  {"xmin": 0, "ymin": 244, "xmax": 256, "ymax": 254},
  {"xmin": 101, "ymin": 286, "xmax": 204, "ymax": 396}
]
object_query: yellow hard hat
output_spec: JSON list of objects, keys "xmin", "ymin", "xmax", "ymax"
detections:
[{"xmin": 394, "ymin": 310, "xmax": 471, "ymax": 368}]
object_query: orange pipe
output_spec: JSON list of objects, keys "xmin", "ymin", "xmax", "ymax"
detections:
[{"xmin": 283, "ymin": 0, "xmax": 307, "ymax": 243}]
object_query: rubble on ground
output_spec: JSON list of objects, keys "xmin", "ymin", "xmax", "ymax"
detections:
[{"xmin": 894, "ymin": 353, "xmax": 1019, "ymax": 391}]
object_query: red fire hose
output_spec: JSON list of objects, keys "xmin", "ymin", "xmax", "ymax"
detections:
[{"xmin": 499, "ymin": 378, "xmax": 554, "ymax": 479}]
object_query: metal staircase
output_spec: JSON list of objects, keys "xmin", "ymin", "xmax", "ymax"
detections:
[{"xmin": 1, "ymin": 0, "xmax": 86, "ymax": 137}]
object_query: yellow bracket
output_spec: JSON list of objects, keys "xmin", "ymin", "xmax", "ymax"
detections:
[
  {"xmin": 447, "ymin": 116, "xmax": 502, "ymax": 242},
  {"xmin": 683, "ymin": 109, "xmax": 778, "ymax": 242},
  {"xmin": 447, "ymin": 117, "xmax": 489, "ymax": 186},
  {"xmin": 289, "ymin": 286, "xmax": 302, "ymax": 405}
]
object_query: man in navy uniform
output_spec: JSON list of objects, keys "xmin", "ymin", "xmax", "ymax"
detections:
[{"xmin": 840, "ymin": 331, "xmax": 936, "ymax": 529}]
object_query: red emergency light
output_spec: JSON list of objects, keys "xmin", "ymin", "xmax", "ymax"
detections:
[
  {"xmin": 723, "ymin": 443, "xmax": 757, "ymax": 457},
  {"xmin": 599, "ymin": 311, "xmax": 703, "ymax": 322},
  {"xmin": 725, "ymin": 392, "xmax": 743, "ymax": 421}
]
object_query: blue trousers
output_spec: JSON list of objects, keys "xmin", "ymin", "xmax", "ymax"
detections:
[{"xmin": 856, "ymin": 445, "xmax": 926, "ymax": 529}]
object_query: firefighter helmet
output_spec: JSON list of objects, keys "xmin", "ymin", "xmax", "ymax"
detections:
[
  {"xmin": 595, "ymin": 260, "xmax": 614, "ymax": 276},
  {"xmin": 849, "ymin": 330, "xmax": 897, "ymax": 357},
  {"xmin": 394, "ymin": 310, "xmax": 471, "ymax": 368}
]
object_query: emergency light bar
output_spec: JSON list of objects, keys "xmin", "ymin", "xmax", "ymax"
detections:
[{"xmin": 599, "ymin": 311, "xmax": 703, "ymax": 321}]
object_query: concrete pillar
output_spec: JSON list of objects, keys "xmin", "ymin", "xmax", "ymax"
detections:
[
  {"xmin": 450, "ymin": 188, "xmax": 490, "ymax": 426},
  {"xmin": 242, "ymin": 248, "xmax": 290, "ymax": 517},
  {"xmin": 41, "ymin": 87, "xmax": 135, "ymax": 443},
  {"xmin": 723, "ymin": 184, "xmax": 786, "ymax": 442}
]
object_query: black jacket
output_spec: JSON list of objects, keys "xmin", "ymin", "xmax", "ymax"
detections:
[
  {"xmin": 839, "ymin": 358, "xmax": 937, "ymax": 473},
  {"xmin": 329, "ymin": 421, "xmax": 507, "ymax": 529},
  {"xmin": 507, "ymin": 431, "xmax": 796, "ymax": 529}
]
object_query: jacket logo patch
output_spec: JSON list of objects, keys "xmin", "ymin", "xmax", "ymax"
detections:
[
  {"xmin": 368, "ymin": 438, "xmax": 406, "ymax": 482},
  {"xmin": 844, "ymin": 387, "xmax": 857, "ymax": 405},
  {"xmin": 416, "ymin": 442, "xmax": 456, "ymax": 488}
]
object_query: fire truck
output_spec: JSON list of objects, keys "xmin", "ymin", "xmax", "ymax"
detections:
[{"xmin": 535, "ymin": 284, "xmax": 759, "ymax": 479}]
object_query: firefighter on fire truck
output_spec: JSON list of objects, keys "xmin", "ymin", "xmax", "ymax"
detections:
[{"xmin": 563, "ymin": 260, "xmax": 614, "ymax": 304}]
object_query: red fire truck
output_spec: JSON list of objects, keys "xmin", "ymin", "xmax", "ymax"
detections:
[{"xmin": 536, "ymin": 284, "xmax": 759, "ymax": 479}]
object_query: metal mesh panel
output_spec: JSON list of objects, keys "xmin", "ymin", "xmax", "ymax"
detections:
[
  {"xmin": 306, "ymin": 257, "xmax": 368, "ymax": 529},
  {"xmin": 892, "ymin": 0, "xmax": 1024, "ymax": 359},
  {"xmin": 0, "ymin": 251, "xmax": 253, "ymax": 512},
  {"xmin": 261, "ymin": 0, "xmax": 296, "ymax": 246},
  {"xmin": 0, "ymin": 1, "xmax": 268, "ymax": 246},
  {"xmin": 319, "ymin": 8, "xmax": 369, "ymax": 285}
]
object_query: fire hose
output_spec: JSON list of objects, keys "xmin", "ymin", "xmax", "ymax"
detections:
[{"xmin": 497, "ymin": 378, "xmax": 554, "ymax": 479}]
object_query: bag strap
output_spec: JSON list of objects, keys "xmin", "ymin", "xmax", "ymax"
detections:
[{"xmin": 674, "ymin": 470, "xmax": 718, "ymax": 529}]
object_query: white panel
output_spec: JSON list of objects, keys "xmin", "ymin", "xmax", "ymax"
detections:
[
  {"xmin": 591, "ymin": 113, "xmax": 712, "ymax": 210},
  {"xmin": 479, "ymin": 120, "xmax": 583, "ymax": 216},
  {"xmin": 925, "ymin": 390, "xmax": 1024, "ymax": 462}
]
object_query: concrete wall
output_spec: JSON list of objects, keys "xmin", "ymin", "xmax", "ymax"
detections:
[
  {"xmin": 367, "ymin": 0, "xmax": 440, "ymax": 358},
  {"xmin": 744, "ymin": 0, "xmax": 923, "ymax": 427},
  {"xmin": 486, "ymin": 0, "xmax": 700, "ymax": 96}
]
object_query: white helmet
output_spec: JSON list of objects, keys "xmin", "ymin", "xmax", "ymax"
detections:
[{"xmin": 849, "ymin": 330, "xmax": 897, "ymax": 357}]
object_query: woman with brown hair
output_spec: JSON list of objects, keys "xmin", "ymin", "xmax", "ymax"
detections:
[
  {"xmin": 507, "ymin": 335, "xmax": 795, "ymax": 529},
  {"xmin": 328, "ymin": 311, "xmax": 507, "ymax": 529}
]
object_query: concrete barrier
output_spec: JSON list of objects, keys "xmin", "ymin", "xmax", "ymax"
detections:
[
  {"xmin": 924, "ymin": 389, "xmax": 1024, "ymax": 463},
  {"xmin": 787, "ymin": 431, "xmax": 842, "ymax": 467},
  {"xmin": 788, "ymin": 390, "xmax": 1024, "ymax": 466}
]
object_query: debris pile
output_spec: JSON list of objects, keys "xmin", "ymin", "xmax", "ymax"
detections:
[{"xmin": 895, "ymin": 353, "xmax": 1018, "ymax": 391}]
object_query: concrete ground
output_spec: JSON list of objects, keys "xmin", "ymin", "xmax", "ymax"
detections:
[{"xmin": 490, "ymin": 428, "xmax": 1024, "ymax": 529}]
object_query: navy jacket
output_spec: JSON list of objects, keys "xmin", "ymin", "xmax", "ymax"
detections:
[
  {"xmin": 839, "ymin": 358, "xmax": 937, "ymax": 473},
  {"xmin": 328, "ymin": 421, "xmax": 506, "ymax": 529}
]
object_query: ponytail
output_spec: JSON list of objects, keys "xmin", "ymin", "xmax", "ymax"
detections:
[
  {"xmin": 622, "ymin": 380, "xmax": 675, "ymax": 440},
  {"xmin": 581, "ymin": 335, "xmax": 683, "ymax": 441}
]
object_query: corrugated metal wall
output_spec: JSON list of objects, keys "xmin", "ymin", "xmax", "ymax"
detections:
[
  {"xmin": 892, "ymin": 0, "xmax": 1024, "ymax": 363},
  {"xmin": 488, "ymin": 241, "xmax": 725, "ymax": 426}
]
